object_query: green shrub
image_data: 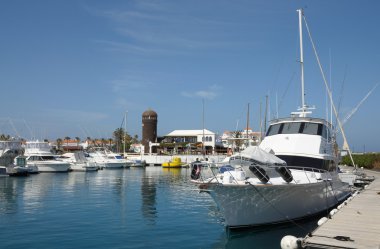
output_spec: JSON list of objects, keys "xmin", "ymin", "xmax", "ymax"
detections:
[{"xmin": 341, "ymin": 153, "xmax": 380, "ymax": 169}]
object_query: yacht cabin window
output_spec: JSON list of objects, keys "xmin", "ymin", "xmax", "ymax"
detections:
[
  {"xmin": 266, "ymin": 121, "xmax": 330, "ymax": 141},
  {"xmin": 282, "ymin": 122, "xmax": 302, "ymax": 134}
]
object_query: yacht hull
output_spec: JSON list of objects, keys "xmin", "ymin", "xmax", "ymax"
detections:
[
  {"xmin": 70, "ymin": 163, "xmax": 98, "ymax": 172},
  {"xmin": 30, "ymin": 162, "xmax": 70, "ymax": 172},
  {"xmin": 97, "ymin": 162, "xmax": 125, "ymax": 169},
  {"xmin": 204, "ymin": 175, "xmax": 350, "ymax": 228}
]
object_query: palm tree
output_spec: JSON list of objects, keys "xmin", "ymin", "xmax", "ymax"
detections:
[
  {"xmin": 75, "ymin": 137, "xmax": 80, "ymax": 148},
  {"xmin": 231, "ymin": 131, "xmax": 243, "ymax": 152},
  {"xmin": 86, "ymin": 137, "xmax": 92, "ymax": 148},
  {"xmin": 64, "ymin": 136, "xmax": 70, "ymax": 151},
  {"xmin": 1, "ymin": 134, "xmax": 11, "ymax": 140},
  {"xmin": 101, "ymin": 138, "xmax": 106, "ymax": 147},
  {"xmin": 56, "ymin": 138, "xmax": 63, "ymax": 150},
  {"xmin": 132, "ymin": 134, "xmax": 139, "ymax": 144},
  {"xmin": 113, "ymin": 128, "xmax": 125, "ymax": 153},
  {"xmin": 108, "ymin": 138, "xmax": 113, "ymax": 150}
]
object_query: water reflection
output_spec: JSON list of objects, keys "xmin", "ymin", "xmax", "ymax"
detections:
[
  {"xmin": 0, "ymin": 167, "xmax": 321, "ymax": 249},
  {"xmin": 212, "ymin": 217, "xmax": 320, "ymax": 249},
  {"xmin": 141, "ymin": 170, "xmax": 157, "ymax": 225},
  {"xmin": 0, "ymin": 178, "xmax": 20, "ymax": 214}
]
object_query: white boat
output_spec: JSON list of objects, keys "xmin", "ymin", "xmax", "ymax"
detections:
[
  {"xmin": 191, "ymin": 9, "xmax": 352, "ymax": 228},
  {"xmin": 127, "ymin": 159, "xmax": 146, "ymax": 167},
  {"xmin": 0, "ymin": 139, "xmax": 31, "ymax": 175},
  {"xmin": 0, "ymin": 139, "xmax": 23, "ymax": 166},
  {"xmin": 88, "ymin": 147, "xmax": 126, "ymax": 169},
  {"xmin": 24, "ymin": 140, "xmax": 70, "ymax": 173},
  {"xmin": 58, "ymin": 152, "xmax": 98, "ymax": 172}
]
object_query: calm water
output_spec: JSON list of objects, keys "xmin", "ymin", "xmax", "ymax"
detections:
[{"xmin": 0, "ymin": 167, "xmax": 318, "ymax": 249}]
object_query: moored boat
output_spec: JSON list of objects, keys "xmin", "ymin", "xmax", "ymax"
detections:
[
  {"xmin": 24, "ymin": 140, "xmax": 70, "ymax": 173},
  {"xmin": 58, "ymin": 152, "xmax": 98, "ymax": 172},
  {"xmin": 162, "ymin": 157, "xmax": 184, "ymax": 168},
  {"xmin": 191, "ymin": 9, "xmax": 352, "ymax": 228},
  {"xmin": 88, "ymin": 147, "xmax": 126, "ymax": 169}
]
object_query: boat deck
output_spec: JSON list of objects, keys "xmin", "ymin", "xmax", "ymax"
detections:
[{"xmin": 302, "ymin": 168, "xmax": 380, "ymax": 249}]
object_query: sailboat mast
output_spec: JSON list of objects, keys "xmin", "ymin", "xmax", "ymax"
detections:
[
  {"xmin": 297, "ymin": 9, "xmax": 306, "ymax": 113},
  {"xmin": 246, "ymin": 103, "xmax": 250, "ymax": 147},
  {"xmin": 202, "ymin": 99, "xmax": 205, "ymax": 156},
  {"xmin": 124, "ymin": 111, "xmax": 127, "ymax": 157}
]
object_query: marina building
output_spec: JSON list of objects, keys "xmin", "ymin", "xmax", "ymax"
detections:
[
  {"xmin": 160, "ymin": 129, "xmax": 216, "ymax": 155},
  {"xmin": 219, "ymin": 128, "xmax": 261, "ymax": 151}
]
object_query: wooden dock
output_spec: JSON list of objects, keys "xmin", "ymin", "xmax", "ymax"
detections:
[{"xmin": 302, "ymin": 168, "xmax": 380, "ymax": 249}]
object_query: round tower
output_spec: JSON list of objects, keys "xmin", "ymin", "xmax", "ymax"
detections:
[{"xmin": 142, "ymin": 109, "xmax": 158, "ymax": 153}]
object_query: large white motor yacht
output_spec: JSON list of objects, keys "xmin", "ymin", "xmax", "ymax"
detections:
[
  {"xmin": 191, "ymin": 9, "xmax": 352, "ymax": 228},
  {"xmin": 24, "ymin": 141, "xmax": 70, "ymax": 173}
]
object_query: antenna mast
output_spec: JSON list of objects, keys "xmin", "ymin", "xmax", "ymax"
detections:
[{"xmin": 298, "ymin": 9, "xmax": 306, "ymax": 114}]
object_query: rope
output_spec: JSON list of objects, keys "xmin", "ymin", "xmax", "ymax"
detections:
[{"xmin": 302, "ymin": 13, "xmax": 356, "ymax": 169}]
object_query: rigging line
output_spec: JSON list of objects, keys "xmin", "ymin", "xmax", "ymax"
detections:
[
  {"xmin": 278, "ymin": 72, "xmax": 296, "ymax": 113},
  {"xmin": 335, "ymin": 65, "xmax": 348, "ymax": 130},
  {"xmin": 341, "ymin": 83, "xmax": 379, "ymax": 126},
  {"xmin": 302, "ymin": 14, "xmax": 355, "ymax": 168},
  {"xmin": 246, "ymin": 181, "xmax": 309, "ymax": 233}
]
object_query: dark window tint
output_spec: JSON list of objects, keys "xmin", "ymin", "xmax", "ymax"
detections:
[
  {"xmin": 266, "ymin": 124, "xmax": 282, "ymax": 136},
  {"xmin": 282, "ymin": 122, "xmax": 302, "ymax": 134},
  {"xmin": 302, "ymin": 123, "xmax": 319, "ymax": 135}
]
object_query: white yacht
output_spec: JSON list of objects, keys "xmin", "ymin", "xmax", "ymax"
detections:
[
  {"xmin": 191, "ymin": 9, "xmax": 352, "ymax": 228},
  {"xmin": 127, "ymin": 159, "xmax": 146, "ymax": 167},
  {"xmin": 0, "ymin": 139, "xmax": 23, "ymax": 166},
  {"xmin": 24, "ymin": 141, "xmax": 70, "ymax": 173},
  {"xmin": 0, "ymin": 139, "xmax": 31, "ymax": 175},
  {"xmin": 88, "ymin": 147, "xmax": 126, "ymax": 169},
  {"xmin": 58, "ymin": 152, "xmax": 98, "ymax": 172}
]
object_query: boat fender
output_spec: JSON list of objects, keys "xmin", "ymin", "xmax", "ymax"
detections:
[
  {"xmin": 249, "ymin": 165, "xmax": 269, "ymax": 183},
  {"xmin": 275, "ymin": 167, "xmax": 293, "ymax": 183},
  {"xmin": 329, "ymin": 208, "xmax": 338, "ymax": 218},
  {"xmin": 280, "ymin": 235, "xmax": 301, "ymax": 249},
  {"xmin": 191, "ymin": 164, "xmax": 201, "ymax": 180},
  {"xmin": 317, "ymin": 217, "xmax": 329, "ymax": 226}
]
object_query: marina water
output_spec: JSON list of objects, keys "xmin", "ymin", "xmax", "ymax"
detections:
[{"xmin": 1, "ymin": 167, "xmax": 319, "ymax": 249}]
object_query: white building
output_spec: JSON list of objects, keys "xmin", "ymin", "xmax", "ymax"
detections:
[
  {"xmin": 163, "ymin": 129, "xmax": 216, "ymax": 154},
  {"xmin": 220, "ymin": 128, "xmax": 261, "ymax": 150}
]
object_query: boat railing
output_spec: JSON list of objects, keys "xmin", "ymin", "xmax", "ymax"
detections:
[
  {"xmin": 195, "ymin": 162, "xmax": 336, "ymax": 185},
  {"xmin": 267, "ymin": 165, "xmax": 333, "ymax": 184}
]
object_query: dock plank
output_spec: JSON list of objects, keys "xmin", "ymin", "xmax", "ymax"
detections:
[{"xmin": 303, "ymin": 168, "xmax": 380, "ymax": 249}]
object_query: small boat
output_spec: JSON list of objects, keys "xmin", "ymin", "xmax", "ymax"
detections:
[
  {"xmin": 7, "ymin": 155, "xmax": 30, "ymax": 176},
  {"xmin": 127, "ymin": 159, "xmax": 147, "ymax": 167},
  {"xmin": 88, "ymin": 147, "xmax": 126, "ymax": 169},
  {"xmin": 162, "ymin": 157, "xmax": 184, "ymax": 168},
  {"xmin": 58, "ymin": 152, "xmax": 98, "ymax": 172}
]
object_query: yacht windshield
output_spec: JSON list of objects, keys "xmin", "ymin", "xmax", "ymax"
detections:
[{"xmin": 266, "ymin": 121, "xmax": 328, "ymax": 139}]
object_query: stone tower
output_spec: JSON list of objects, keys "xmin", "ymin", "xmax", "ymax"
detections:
[{"xmin": 142, "ymin": 109, "xmax": 158, "ymax": 153}]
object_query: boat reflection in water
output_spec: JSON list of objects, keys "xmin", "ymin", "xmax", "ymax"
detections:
[
  {"xmin": 0, "ymin": 166, "xmax": 328, "ymax": 248},
  {"xmin": 141, "ymin": 170, "xmax": 157, "ymax": 225}
]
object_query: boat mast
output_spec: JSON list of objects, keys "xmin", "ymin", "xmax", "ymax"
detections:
[
  {"xmin": 202, "ymin": 99, "xmax": 205, "ymax": 157},
  {"xmin": 246, "ymin": 103, "xmax": 250, "ymax": 147},
  {"xmin": 297, "ymin": 9, "xmax": 307, "ymax": 115},
  {"xmin": 124, "ymin": 111, "xmax": 127, "ymax": 158}
]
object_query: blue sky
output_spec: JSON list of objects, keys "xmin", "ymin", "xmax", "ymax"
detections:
[{"xmin": 0, "ymin": 0, "xmax": 379, "ymax": 152}]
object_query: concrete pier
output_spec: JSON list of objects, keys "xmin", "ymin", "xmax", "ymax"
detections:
[{"xmin": 302, "ymin": 168, "xmax": 380, "ymax": 249}]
